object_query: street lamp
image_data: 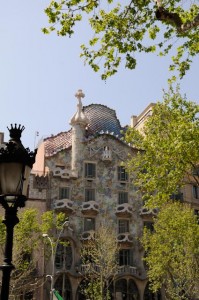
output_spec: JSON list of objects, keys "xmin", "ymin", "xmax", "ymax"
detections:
[
  {"xmin": 0, "ymin": 124, "xmax": 36, "ymax": 300},
  {"xmin": 42, "ymin": 220, "xmax": 72, "ymax": 300}
]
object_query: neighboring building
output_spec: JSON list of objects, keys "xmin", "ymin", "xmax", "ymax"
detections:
[
  {"xmin": 29, "ymin": 90, "xmax": 159, "ymax": 300},
  {"xmin": 130, "ymin": 103, "xmax": 155, "ymax": 134}
]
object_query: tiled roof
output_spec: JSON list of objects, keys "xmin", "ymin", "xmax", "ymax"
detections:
[
  {"xmin": 83, "ymin": 104, "xmax": 122, "ymax": 136},
  {"xmin": 44, "ymin": 104, "xmax": 123, "ymax": 156},
  {"xmin": 44, "ymin": 130, "xmax": 72, "ymax": 157}
]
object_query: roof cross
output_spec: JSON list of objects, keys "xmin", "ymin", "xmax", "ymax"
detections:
[{"xmin": 75, "ymin": 89, "xmax": 85, "ymax": 107}]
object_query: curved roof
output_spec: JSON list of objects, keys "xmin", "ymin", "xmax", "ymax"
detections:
[
  {"xmin": 83, "ymin": 104, "xmax": 122, "ymax": 136},
  {"xmin": 44, "ymin": 104, "xmax": 123, "ymax": 157},
  {"xmin": 44, "ymin": 130, "xmax": 72, "ymax": 157}
]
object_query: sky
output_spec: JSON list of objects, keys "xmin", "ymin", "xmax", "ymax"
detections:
[{"xmin": 0, "ymin": 1, "xmax": 199, "ymax": 150}]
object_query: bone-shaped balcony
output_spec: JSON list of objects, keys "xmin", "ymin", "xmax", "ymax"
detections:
[
  {"xmin": 117, "ymin": 233, "xmax": 133, "ymax": 245},
  {"xmin": 115, "ymin": 203, "xmax": 133, "ymax": 217},
  {"xmin": 54, "ymin": 199, "xmax": 74, "ymax": 213},
  {"xmin": 81, "ymin": 230, "xmax": 95, "ymax": 241},
  {"xmin": 81, "ymin": 201, "xmax": 99, "ymax": 215},
  {"xmin": 139, "ymin": 207, "xmax": 158, "ymax": 218}
]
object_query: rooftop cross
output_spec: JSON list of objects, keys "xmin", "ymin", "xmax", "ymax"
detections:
[
  {"xmin": 70, "ymin": 89, "xmax": 88, "ymax": 126},
  {"xmin": 74, "ymin": 89, "xmax": 85, "ymax": 118},
  {"xmin": 75, "ymin": 89, "xmax": 85, "ymax": 106}
]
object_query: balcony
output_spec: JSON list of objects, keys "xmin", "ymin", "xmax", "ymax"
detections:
[
  {"xmin": 117, "ymin": 265, "xmax": 138, "ymax": 276},
  {"xmin": 81, "ymin": 230, "xmax": 95, "ymax": 241},
  {"xmin": 53, "ymin": 167, "xmax": 72, "ymax": 179},
  {"xmin": 115, "ymin": 203, "xmax": 133, "ymax": 217},
  {"xmin": 81, "ymin": 201, "xmax": 99, "ymax": 215},
  {"xmin": 77, "ymin": 264, "xmax": 138, "ymax": 277},
  {"xmin": 77, "ymin": 263, "xmax": 100, "ymax": 275},
  {"xmin": 117, "ymin": 233, "xmax": 133, "ymax": 245},
  {"xmin": 54, "ymin": 199, "xmax": 74, "ymax": 213},
  {"xmin": 139, "ymin": 207, "xmax": 158, "ymax": 218}
]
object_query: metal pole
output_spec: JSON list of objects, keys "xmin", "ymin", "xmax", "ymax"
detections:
[
  {"xmin": 44, "ymin": 220, "xmax": 69, "ymax": 299},
  {"xmin": 0, "ymin": 206, "xmax": 19, "ymax": 300},
  {"xmin": 45, "ymin": 237, "xmax": 54, "ymax": 300}
]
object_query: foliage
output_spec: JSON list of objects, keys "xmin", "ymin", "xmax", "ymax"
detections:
[
  {"xmin": 125, "ymin": 86, "xmax": 199, "ymax": 207},
  {"xmin": 43, "ymin": 0, "xmax": 199, "ymax": 79},
  {"xmin": 0, "ymin": 208, "xmax": 67, "ymax": 299},
  {"xmin": 142, "ymin": 201, "xmax": 199, "ymax": 300},
  {"xmin": 80, "ymin": 222, "xmax": 119, "ymax": 300}
]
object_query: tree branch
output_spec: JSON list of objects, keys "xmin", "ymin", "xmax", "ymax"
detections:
[
  {"xmin": 155, "ymin": 6, "xmax": 199, "ymax": 32},
  {"xmin": 155, "ymin": 7, "xmax": 182, "ymax": 28}
]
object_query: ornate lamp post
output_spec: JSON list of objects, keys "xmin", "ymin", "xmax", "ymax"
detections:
[{"xmin": 0, "ymin": 124, "xmax": 36, "ymax": 300}]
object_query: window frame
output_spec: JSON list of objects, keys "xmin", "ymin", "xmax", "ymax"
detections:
[
  {"xmin": 84, "ymin": 162, "xmax": 96, "ymax": 179},
  {"xmin": 55, "ymin": 241, "xmax": 72, "ymax": 270},
  {"xmin": 119, "ymin": 249, "xmax": 133, "ymax": 266},
  {"xmin": 118, "ymin": 219, "xmax": 129, "ymax": 234},
  {"xmin": 59, "ymin": 187, "xmax": 70, "ymax": 199},
  {"xmin": 117, "ymin": 166, "xmax": 129, "ymax": 182},
  {"xmin": 84, "ymin": 217, "xmax": 95, "ymax": 231},
  {"xmin": 144, "ymin": 221, "xmax": 154, "ymax": 232},
  {"xmin": 85, "ymin": 188, "xmax": 96, "ymax": 202},
  {"xmin": 193, "ymin": 185, "xmax": 199, "ymax": 199},
  {"xmin": 118, "ymin": 191, "xmax": 129, "ymax": 204}
]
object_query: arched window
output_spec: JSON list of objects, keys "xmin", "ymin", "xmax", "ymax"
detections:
[
  {"xmin": 129, "ymin": 280, "xmax": 139, "ymax": 300},
  {"xmin": 55, "ymin": 240, "xmax": 72, "ymax": 270},
  {"xmin": 115, "ymin": 279, "xmax": 139, "ymax": 300},
  {"xmin": 76, "ymin": 279, "xmax": 87, "ymax": 300},
  {"xmin": 54, "ymin": 274, "xmax": 72, "ymax": 300}
]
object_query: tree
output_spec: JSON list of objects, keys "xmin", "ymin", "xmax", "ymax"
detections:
[
  {"xmin": 125, "ymin": 86, "xmax": 199, "ymax": 208},
  {"xmin": 0, "ymin": 208, "xmax": 66, "ymax": 299},
  {"xmin": 80, "ymin": 222, "xmax": 119, "ymax": 300},
  {"xmin": 142, "ymin": 201, "xmax": 199, "ymax": 300},
  {"xmin": 43, "ymin": 0, "xmax": 199, "ymax": 80}
]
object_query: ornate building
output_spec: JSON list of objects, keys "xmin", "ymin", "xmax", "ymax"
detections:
[
  {"xmin": 29, "ymin": 90, "xmax": 159, "ymax": 300},
  {"xmin": 1, "ymin": 91, "xmax": 198, "ymax": 299}
]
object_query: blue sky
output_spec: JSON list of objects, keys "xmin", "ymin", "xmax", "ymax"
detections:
[{"xmin": 1, "ymin": 1, "xmax": 199, "ymax": 149}]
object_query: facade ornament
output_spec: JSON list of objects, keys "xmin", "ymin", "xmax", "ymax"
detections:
[
  {"xmin": 70, "ymin": 89, "xmax": 89, "ymax": 126},
  {"xmin": 102, "ymin": 146, "xmax": 112, "ymax": 161}
]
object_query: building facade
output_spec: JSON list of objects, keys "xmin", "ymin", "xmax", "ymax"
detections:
[
  {"xmin": 1, "ymin": 91, "xmax": 198, "ymax": 299},
  {"xmin": 29, "ymin": 90, "xmax": 160, "ymax": 300}
]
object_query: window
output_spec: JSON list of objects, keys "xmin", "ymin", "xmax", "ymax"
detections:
[
  {"xmin": 85, "ymin": 188, "xmax": 95, "ymax": 201},
  {"xmin": 119, "ymin": 249, "xmax": 133, "ymax": 266},
  {"xmin": 144, "ymin": 221, "xmax": 154, "ymax": 232},
  {"xmin": 193, "ymin": 185, "xmax": 199, "ymax": 199},
  {"xmin": 193, "ymin": 167, "xmax": 199, "ymax": 176},
  {"xmin": 194, "ymin": 209, "xmax": 199, "ymax": 216},
  {"xmin": 118, "ymin": 192, "xmax": 128, "ymax": 204},
  {"xmin": 118, "ymin": 220, "xmax": 129, "ymax": 233},
  {"xmin": 59, "ymin": 187, "xmax": 70, "ymax": 199},
  {"xmin": 118, "ymin": 166, "xmax": 128, "ymax": 182},
  {"xmin": 170, "ymin": 192, "xmax": 183, "ymax": 201},
  {"xmin": 54, "ymin": 274, "xmax": 72, "ymax": 300},
  {"xmin": 84, "ymin": 162, "xmax": 96, "ymax": 179},
  {"xmin": 84, "ymin": 218, "xmax": 95, "ymax": 231},
  {"xmin": 55, "ymin": 242, "xmax": 72, "ymax": 270}
]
